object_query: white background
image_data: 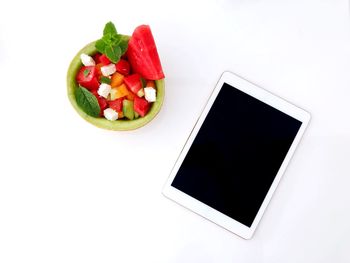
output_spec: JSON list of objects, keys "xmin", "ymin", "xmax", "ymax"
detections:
[{"xmin": 0, "ymin": 0, "xmax": 349, "ymax": 262}]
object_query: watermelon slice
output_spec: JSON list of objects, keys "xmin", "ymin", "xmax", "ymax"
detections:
[
  {"xmin": 134, "ymin": 96, "xmax": 150, "ymax": 117},
  {"xmin": 127, "ymin": 25, "xmax": 165, "ymax": 80}
]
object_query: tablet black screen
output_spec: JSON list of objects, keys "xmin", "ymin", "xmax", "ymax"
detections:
[{"xmin": 171, "ymin": 83, "xmax": 302, "ymax": 227}]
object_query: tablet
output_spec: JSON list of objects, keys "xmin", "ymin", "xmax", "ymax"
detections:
[{"xmin": 162, "ymin": 71, "xmax": 310, "ymax": 239}]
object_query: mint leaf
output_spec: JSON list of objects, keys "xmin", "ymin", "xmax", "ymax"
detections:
[
  {"xmin": 83, "ymin": 69, "xmax": 90, "ymax": 77},
  {"xmin": 100, "ymin": 76, "xmax": 111, "ymax": 84},
  {"xmin": 111, "ymin": 34, "xmax": 121, "ymax": 44},
  {"xmin": 119, "ymin": 39, "xmax": 129, "ymax": 55},
  {"xmin": 103, "ymin": 22, "xmax": 117, "ymax": 36},
  {"xmin": 102, "ymin": 33, "xmax": 113, "ymax": 44},
  {"xmin": 105, "ymin": 45, "xmax": 121, "ymax": 63},
  {"xmin": 75, "ymin": 86, "xmax": 100, "ymax": 117},
  {"xmin": 96, "ymin": 22, "xmax": 127, "ymax": 64},
  {"xmin": 95, "ymin": 39, "xmax": 106, "ymax": 53}
]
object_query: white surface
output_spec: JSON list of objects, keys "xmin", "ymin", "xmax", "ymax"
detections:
[
  {"xmin": 163, "ymin": 71, "xmax": 311, "ymax": 239},
  {"xmin": 0, "ymin": 0, "xmax": 349, "ymax": 262}
]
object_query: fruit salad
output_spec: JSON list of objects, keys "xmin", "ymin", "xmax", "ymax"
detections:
[{"xmin": 74, "ymin": 22, "xmax": 164, "ymax": 121}]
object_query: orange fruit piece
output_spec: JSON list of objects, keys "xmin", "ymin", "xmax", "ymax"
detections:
[
  {"xmin": 126, "ymin": 92, "xmax": 135, "ymax": 101},
  {"xmin": 111, "ymin": 72, "xmax": 124, "ymax": 88},
  {"xmin": 115, "ymin": 84, "xmax": 129, "ymax": 99}
]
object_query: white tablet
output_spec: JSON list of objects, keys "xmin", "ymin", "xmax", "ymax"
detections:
[{"xmin": 163, "ymin": 71, "xmax": 311, "ymax": 239}]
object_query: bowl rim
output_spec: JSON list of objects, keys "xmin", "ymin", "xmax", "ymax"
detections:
[{"xmin": 67, "ymin": 41, "xmax": 165, "ymax": 131}]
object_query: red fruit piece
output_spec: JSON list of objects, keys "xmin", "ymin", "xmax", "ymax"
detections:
[
  {"xmin": 93, "ymin": 53, "xmax": 101, "ymax": 63},
  {"xmin": 76, "ymin": 66, "xmax": 100, "ymax": 90},
  {"xmin": 134, "ymin": 96, "xmax": 150, "ymax": 117},
  {"xmin": 116, "ymin": 59, "xmax": 130, "ymax": 75},
  {"xmin": 124, "ymin": 74, "xmax": 142, "ymax": 94},
  {"xmin": 126, "ymin": 25, "xmax": 164, "ymax": 80},
  {"xmin": 99, "ymin": 54, "xmax": 111, "ymax": 65},
  {"xmin": 108, "ymin": 98, "xmax": 124, "ymax": 112},
  {"xmin": 92, "ymin": 90, "xmax": 108, "ymax": 116}
]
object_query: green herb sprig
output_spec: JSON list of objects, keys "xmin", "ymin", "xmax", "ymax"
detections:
[
  {"xmin": 95, "ymin": 22, "xmax": 129, "ymax": 63},
  {"xmin": 75, "ymin": 86, "xmax": 101, "ymax": 117},
  {"xmin": 100, "ymin": 76, "xmax": 112, "ymax": 85}
]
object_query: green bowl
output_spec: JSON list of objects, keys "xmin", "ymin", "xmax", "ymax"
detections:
[{"xmin": 67, "ymin": 41, "xmax": 165, "ymax": 131}]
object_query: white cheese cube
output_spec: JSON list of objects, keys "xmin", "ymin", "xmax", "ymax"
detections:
[
  {"xmin": 101, "ymin": 64, "xmax": 116, "ymax": 76},
  {"xmin": 144, "ymin": 87, "xmax": 156, "ymax": 102},
  {"xmin": 80, "ymin": 53, "xmax": 95, "ymax": 66},
  {"xmin": 97, "ymin": 83, "xmax": 111, "ymax": 98},
  {"xmin": 103, "ymin": 108, "xmax": 118, "ymax": 121}
]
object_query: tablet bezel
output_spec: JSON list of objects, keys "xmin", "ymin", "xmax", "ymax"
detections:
[{"xmin": 162, "ymin": 71, "xmax": 311, "ymax": 239}]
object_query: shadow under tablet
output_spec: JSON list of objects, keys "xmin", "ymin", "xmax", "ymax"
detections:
[{"xmin": 171, "ymin": 83, "xmax": 302, "ymax": 227}]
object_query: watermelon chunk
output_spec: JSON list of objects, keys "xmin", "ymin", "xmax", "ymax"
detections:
[
  {"xmin": 127, "ymin": 25, "xmax": 164, "ymax": 80},
  {"xmin": 134, "ymin": 96, "xmax": 150, "ymax": 117},
  {"xmin": 124, "ymin": 74, "xmax": 143, "ymax": 96}
]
